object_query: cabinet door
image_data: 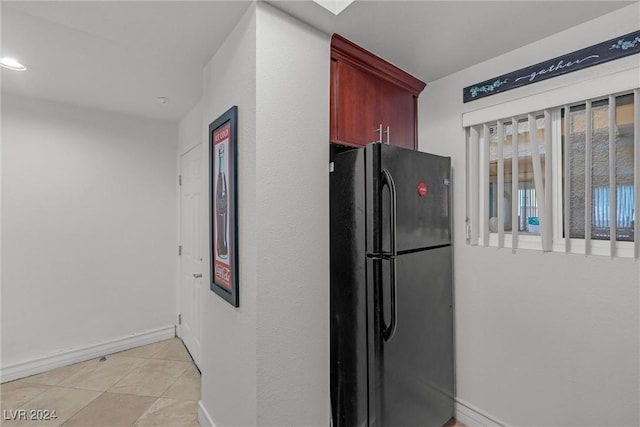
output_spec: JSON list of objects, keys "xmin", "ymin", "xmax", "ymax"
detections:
[
  {"xmin": 377, "ymin": 79, "xmax": 416, "ymax": 150},
  {"xmin": 330, "ymin": 34, "xmax": 425, "ymax": 150},
  {"xmin": 331, "ymin": 61, "xmax": 382, "ymax": 147}
]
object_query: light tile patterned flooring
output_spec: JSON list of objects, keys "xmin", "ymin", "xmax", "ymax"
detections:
[
  {"xmin": 1, "ymin": 338, "xmax": 200, "ymax": 426},
  {"xmin": 444, "ymin": 417, "xmax": 467, "ymax": 427}
]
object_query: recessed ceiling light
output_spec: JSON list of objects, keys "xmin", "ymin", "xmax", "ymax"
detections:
[
  {"xmin": 0, "ymin": 57, "xmax": 27, "ymax": 71},
  {"xmin": 313, "ymin": 0, "xmax": 354, "ymax": 15},
  {"xmin": 157, "ymin": 97, "xmax": 169, "ymax": 104}
]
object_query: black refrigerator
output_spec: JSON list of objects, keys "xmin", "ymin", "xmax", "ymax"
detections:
[{"xmin": 330, "ymin": 143, "xmax": 454, "ymax": 427}]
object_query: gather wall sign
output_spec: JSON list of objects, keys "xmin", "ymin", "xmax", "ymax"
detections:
[{"xmin": 463, "ymin": 29, "xmax": 640, "ymax": 103}]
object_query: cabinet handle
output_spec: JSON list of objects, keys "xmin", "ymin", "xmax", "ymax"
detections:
[{"xmin": 373, "ymin": 124, "xmax": 383, "ymax": 144}]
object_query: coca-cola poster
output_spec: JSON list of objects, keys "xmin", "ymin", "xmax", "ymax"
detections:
[{"xmin": 209, "ymin": 106, "xmax": 239, "ymax": 307}]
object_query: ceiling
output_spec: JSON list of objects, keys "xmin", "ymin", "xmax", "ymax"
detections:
[
  {"xmin": 1, "ymin": 1, "xmax": 633, "ymax": 123},
  {"xmin": 1, "ymin": 1, "xmax": 252, "ymax": 122},
  {"xmin": 270, "ymin": 1, "xmax": 634, "ymax": 83}
]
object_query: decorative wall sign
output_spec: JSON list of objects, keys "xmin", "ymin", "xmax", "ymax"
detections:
[
  {"xmin": 209, "ymin": 106, "xmax": 239, "ymax": 307},
  {"xmin": 463, "ymin": 30, "xmax": 640, "ymax": 103}
]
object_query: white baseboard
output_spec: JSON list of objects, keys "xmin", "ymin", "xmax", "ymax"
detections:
[
  {"xmin": 196, "ymin": 396, "xmax": 502, "ymax": 427},
  {"xmin": 455, "ymin": 398, "xmax": 506, "ymax": 427},
  {"xmin": 198, "ymin": 400, "xmax": 216, "ymax": 427},
  {"xmin": 0, "ymin": 325, "xmax": 175, "ymax": 383},
  {"xmin": 196, "ymin": 395, "xmax": 504, "ymax": 427}
]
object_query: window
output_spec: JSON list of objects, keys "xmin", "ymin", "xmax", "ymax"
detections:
[
  {"xmin": 466, "ymin": 89, "xmax": 639, "ymax": 258},
  {"xmin": 488, "ymin": 117, "xmax": 545, "ymax": 235},
  {"xmin": 563, "ymin": 94, "xmax": 635, "ymax": 242}
]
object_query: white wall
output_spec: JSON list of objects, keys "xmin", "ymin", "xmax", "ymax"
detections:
[
  {"xmin": 195, "ymin": 3, "xmax": 330, "ymax": 425},
  {"xmin": 1, "ymin": 94, "xmax": 178, "ymax": 377},
  {"xmin": 419, "ymin": 5, "xmax": 640, "ymax": 426},
  {"xmin": 199, "ymin": 4, "xmax": 258, "ymax": 426},
  {"xmin": 255, "ymin": 3, "xmax": 329, "ymax": 425},
  {"xmin": 179, "ymin": 100, "xmax": 203, "ymax": 155}
]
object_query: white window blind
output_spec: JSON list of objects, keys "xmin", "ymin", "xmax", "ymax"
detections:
[{"xmin": 465, "ymin": 89, "xmax": 638, "ymax": 258}]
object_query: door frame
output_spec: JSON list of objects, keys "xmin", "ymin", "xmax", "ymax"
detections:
[{"xmin": 176, "ymin": 138, "xmax": 203, "ymax": 353}]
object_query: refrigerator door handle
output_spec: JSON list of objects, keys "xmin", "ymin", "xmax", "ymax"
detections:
[
  {"xmin": 381, "ymin": 169, "xmax": 398, "ymax": 342},
  {"xmin": 381, "ymin": 256, "xmax": 398, "ymax": 342},
  {"xmin": 381, "ymin": 169, "xmax": 397, "ymax": 257}
]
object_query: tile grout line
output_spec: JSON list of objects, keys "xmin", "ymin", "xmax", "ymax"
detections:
[
  {"xmin": 104, "ymin": 350, "xmax": 158, "ymax": 395},
  {"xmin": 0, "ymin": 385, "xmax": 50, "ymax": 418},
  {"xmin": 61, "ymin": 357, "xmax": 140, "ymax": 392},
  {"xmin": 128, "ymin": 341, "xmax": 195, "ymax": 427},
  {"xmin": 129, "ymin": 396, "xmax": 200, "ymax": 427},
  {"xmin": 16, "ymin": 359, "xmax": 99, "ymax": 388},
  {"xmin": 158, "ymin": 361, "xmax": 192, "ymax": 399},
  {"xmin": 58, "ymin": 340, "xmax": 173, "ymax": 427},
  {"xmin": 46, "ymin": 360, "xmax": 146, "ymax": 394},
  {"xmin": 4, "ymin": 383, "xmax": 102, "ymax": 420},
  {"xmin": 104, "ymin": 340, "xmax": 191, "ymax": 400},
  {"xmin": 0, "ymin": 381, "xmax": 50, "ymax": 408},
  {"xmin": 128, "ymin": 352, "xmax": 187, "ymax": 427},
  {"xmin": 58, "ymin": 390, "xmax": 105, "ymax": 427},
  {"xmin": 129, "ymin": 396, "xmax": 162, "ymax": 427}
]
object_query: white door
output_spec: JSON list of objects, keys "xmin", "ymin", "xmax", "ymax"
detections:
[{"xmin": 179, "ymin": 144, "xmax": 203, "ymax": 367}]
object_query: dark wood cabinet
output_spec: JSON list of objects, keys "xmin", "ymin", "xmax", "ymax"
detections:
[{"xmin": 330, "ymin": 34, "xmax": 426, "ymax": 150}]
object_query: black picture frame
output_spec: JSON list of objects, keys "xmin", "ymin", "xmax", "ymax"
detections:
[{"xmin": 209, "ymin": 106, "xmax": 239, "ymax": 307}]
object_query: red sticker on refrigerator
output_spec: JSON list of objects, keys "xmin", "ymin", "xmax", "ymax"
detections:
[{"xmin": 417, "ymin": 182, "xmax": 427, "ymax": 197}]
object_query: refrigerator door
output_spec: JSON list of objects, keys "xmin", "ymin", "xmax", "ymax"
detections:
[
  {"xmin": 373, "ymin": 246, "xmax": 454, "ymax": 426},
  {"xmin": 330, "ymin": 148, "xmax": 369, "ymax": 427},
  {"xmin": 367, "ymin": 144, "xmax": 451, "ymax": 254}
]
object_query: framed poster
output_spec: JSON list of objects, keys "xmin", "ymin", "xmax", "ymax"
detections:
[{"xmin": 209, "ymin": 106, "xmax": 239, "ymax": 307}]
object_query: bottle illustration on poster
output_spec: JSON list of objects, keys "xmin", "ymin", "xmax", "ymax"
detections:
[
  {"xmin": 216, "ymin": 145, "xmax": 228, "ymax": 259},
  {"xmin": 212, "ymin": 121, "xmax": 232, "ymax": 292}
]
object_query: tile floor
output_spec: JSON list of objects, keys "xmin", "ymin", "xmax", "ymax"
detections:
[
  {"xmin": 444, "ymin": 417, "xmax": 467, "ymax": 427},
  {"xmin": 2, "ymin": 339, "xmax": 466, "ymax": 427},
  {"xmin": 1, "ymin": 338, "xmax": 200, "ymax": 427}
]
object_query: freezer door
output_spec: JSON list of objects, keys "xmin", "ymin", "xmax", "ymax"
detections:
[
  {"xmin": 372, "ymin": 246, "xmax": 454, "ymax": 427},
  {"xmin": 372, "ymin": 144, "xmax": 451, "ymax": 253}
]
